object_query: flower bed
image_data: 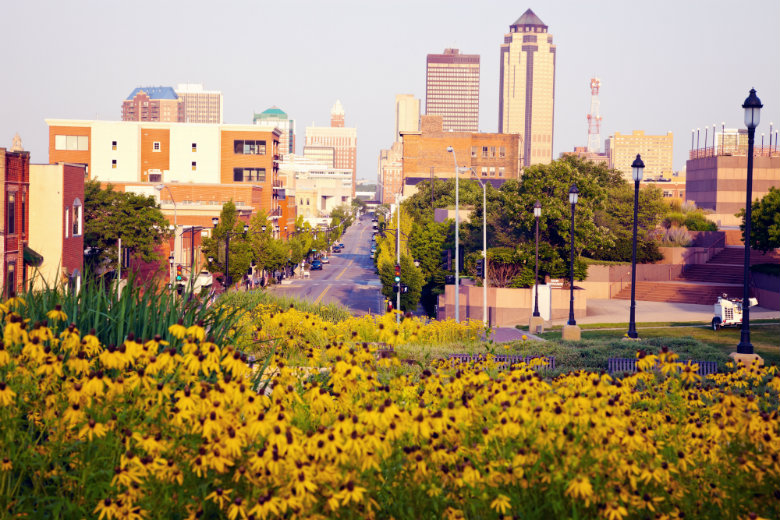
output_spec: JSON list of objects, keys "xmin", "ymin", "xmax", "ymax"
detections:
[{"xmin": 0, "ymin": 300, "xmax": 778, "ymax": 519}]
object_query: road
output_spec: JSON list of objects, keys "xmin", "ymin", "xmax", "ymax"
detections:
[{"xmin": 268, "ymin": 216, "xmax": 385, "ymax": 315}]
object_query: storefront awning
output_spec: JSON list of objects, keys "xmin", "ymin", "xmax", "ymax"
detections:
[{"xmin": 23, "ymin": 245, "xmax": 44, "ymax": 267}]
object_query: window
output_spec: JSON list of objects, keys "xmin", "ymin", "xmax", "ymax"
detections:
[
  {"xmin": 499, "ymin": 146, "xmax": 506, "ymax": 158},
  {"xmin": 65, "ymin": 208, "xmax": 69, "ymax": 238},
  {"xmin": 490, "ymin": 167, "xmax": 496, "ymax": 177},
  {"xmin": 192, "ymin": 142, "xmax": 197, "ymax": 152},
  {"xmin": 6, "ymin": 262, "xmax": 15, "ymax": 299},
  {"xmin": 112, "ymin": 140, "xmax": 117, "ymax": 151},
  {"xmin": 54, "ymin": 135, "xmax": 88, "ymax": 151},
  {"xmin": 192, "ymin": 161, "xmax": 197, "ymax": 171},
  {"xmin": 471, "ymin": 146, "xmax": 478, "ymax": 158},
  {"xmin": 21, "ymin": 193, "xmax": 25, "ymax": 235},
  {"xmin": 233, "ymin": 140, "xmax": 266, "ymax": 155},
  {"xmin": 490, "ymin": 146, "xmax": 496, "ymax": 158},
  {"xmin": 481, "ymin": 167, "xmax": 488, "ymax": 177},
  {"xmin": 482, "ymin": 146, "xmax": 488, "ymax": 158},
  {"xmin": 498, "ymin": 167, "xmax": 505, "ymax": 177},
  {"xmin": 153, "ymin": 142, "xmax": 161, "ymax": 151},
  {"xmin": 6, "ymin": 193, "xmax": 15, "ymax": 235},
  {"xmin": 72, "ymin": 199, "xmax": 82, "ymax": 236},
  {"xmin": 112, "ymin": 159, "xmax": 117, "ymax": 169},
  {"xmin": 232, "ymin": 168, "xmax": 266, "ymax": 182}
]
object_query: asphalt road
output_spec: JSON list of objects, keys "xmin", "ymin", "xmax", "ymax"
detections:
[{"xmin": 268, "ymin": 216, "xmax": 385, "ymax": 315}]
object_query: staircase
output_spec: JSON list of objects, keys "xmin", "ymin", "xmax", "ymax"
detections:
[{"xmin": 614, "ymin": 246, "xmax": 778, "ymax": 305}]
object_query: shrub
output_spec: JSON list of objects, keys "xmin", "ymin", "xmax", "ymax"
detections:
[{"xmin": 657, "ymin": 226, "xmax": 693, "ymax": 247}]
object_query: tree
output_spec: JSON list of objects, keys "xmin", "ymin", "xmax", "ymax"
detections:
[
  {"xmin": 83, "ymin": 180, "xmax": 171, "ymax": 272},
  {"xmin": 247, "ymin": 211, "xmax": 287, "ymax": 273},
  {"xmin": 201, "ymin": 201, "xmax": 252, "ymax": 286},
  {"xmin": 738, "ymin": 187, "xmax": 780, "ymax": 252}
]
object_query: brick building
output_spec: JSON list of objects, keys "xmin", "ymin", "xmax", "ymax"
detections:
[
  {"xmin": 122, "ymin": 86, "xmax": 184, "ymax": 122},
  {"xmin": 400, "ymin": 115, "xmax": 521, "ymax": 195},
  {"xmin": 605, "ymin": 130, "xmax": 674, "ymax": 180},
  {"xmin": 29, "ymin": 162, "xmax": 85, "ymax": 290},
  {"xmin": 176, "ymin": 83, "xmax": 223, "ymax": 124},
  {"xmin": 0, "ymin": 148, "xmax": 31, "ymax": 298}
]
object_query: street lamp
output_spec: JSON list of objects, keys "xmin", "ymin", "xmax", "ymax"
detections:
[
  {"xmin": 562, "ymin": 184, "xmax": 581, "ymax": 341},
  {"xmin": 446, "ymin": 146, "xmax": 460, "ymax": 322},
  {"xmin": 627, "ymin": 154, "xmax": 645, "ymax": 339},
  {"xmin": 736, "ymin": 88, "xmax": 762, "ymax": 359},
  {"xmin": 466, "ymin": 168, "xmax": 489, "ymax": 328},
  {"xmin": 156, "ymin": 184, "xmax": 178, "ymax": 264},
  {"xmin": 530, "ymin": 201, "xmax": 543, "ymax": 332}
]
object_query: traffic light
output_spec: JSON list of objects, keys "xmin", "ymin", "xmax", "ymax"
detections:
[
  {"xmin": 441, "ymin": 250, "xmax": 451, "ymax": 271},
  {"xmin": 475, "ymin": 258, "xmax": 484, "ymax": 278},
  {"xmin": 175, "ymin": 264, "xmax": 183, "ymax": 282},
  {"xmin": 394, "ymin": 264, "xmax": 401, "ymax": 283}
]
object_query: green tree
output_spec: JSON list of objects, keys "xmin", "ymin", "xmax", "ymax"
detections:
[
  {"xmin": 247, "ymin": 211, "xmax": 287, "ymax": 273},
  {"xmin": 83, "ymin": 180, "xmax": 171, "ymax": 272},
  {"xmin": 738, "ymin": 186, "xmax": 780, "ymax": 252},
  {"xmin": 201, "ymin": 201, "xmax": 252, "ymax": 286}
]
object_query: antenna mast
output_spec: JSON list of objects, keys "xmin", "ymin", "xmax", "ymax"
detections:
[{"xmin": 586, "ymin": 77, "xmax": 602, "ymax": 153}]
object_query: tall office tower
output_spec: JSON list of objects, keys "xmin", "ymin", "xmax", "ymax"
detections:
[
  {"xmin": 254, "ymin": 106, "xmax": 296, "ymax": 158},
  {"xmin": 425, "ymin": 49, "xmax": 480, "ymax": 132},
  {"xmin": 122, "ymin": 87, "xmax": 184, "ymax": 122},
  {"xmin": 305, "ymin": 101, "xmax": 357, "ymax": 197},
  {"xmin": 394, "ymin": 94, "xmax": 420, "ymax": 142},
  {"xmin": 499, "ymin": 9, "xmax": 556, "ymax": 167},
  {"xmin": 175, "ymin": 83, "xmax": 223, "ymax": 124}
]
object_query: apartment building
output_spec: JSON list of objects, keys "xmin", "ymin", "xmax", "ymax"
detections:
[{"xmin": 122, "ymin": 86, "xmax": 184, "ymax": 122}]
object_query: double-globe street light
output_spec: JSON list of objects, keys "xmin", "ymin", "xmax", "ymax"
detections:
[
  {"xmin": 530, "ymin": 200, "xmax": 543, "ymax": 333},
  {"xmin": 736, "ymin": 88, "xmax": 763, "ymax": 358},
  {"xmin": 562, "ymin": 184, "xmax": 580, "ymax": 340},
  {"xmin": 627, "ymin": 154, "xmax": 645, "ymax": 339}
]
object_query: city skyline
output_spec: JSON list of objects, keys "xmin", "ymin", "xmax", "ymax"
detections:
[{"xmin": 1, "ymin": 0, "xmax": 778, "ymax": 181}]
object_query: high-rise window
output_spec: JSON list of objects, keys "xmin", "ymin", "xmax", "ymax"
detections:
[
  {"xmin": 233, "ymin": 168, "xmax": 266, "ymax": 182},
  {"xmin": 233, "ymin": 140, "xmax": 266, "ymax": 155},
  {"xmin": 72, "ymin": 199, "xmax": 82, "ymax": 236}
]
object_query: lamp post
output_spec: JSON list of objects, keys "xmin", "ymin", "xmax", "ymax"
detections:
[
  {"xmin": 735, "ymin": 88, "xmax": 762, "ymax": 359},
  {"xmin": 446, "ymin": 146, "xmax": 460, "ymax": 322},
  {"xmin": 168, "ymin": 253, "xmax": 174, "ymax": 288},
  {"xmin": 156, "ymin": 184, "xmax": 178, "ymax": 264},
  {"xmin": 531, "ymin": 201, "xmax": 543, "ymax": 330},
  {"xmin": 396, "ymin": 194, "xmax": 402, "ymax": 323},
  {"xmin": 562, "ymin": 184, "xmax": 581, "ymax": 341},
  {"xmin": 466, "ymin": 168, "xmax": 489, "ymax": 328},
  {"xmin": 627, "ymin": 155, "xmax": 645, "ymax": 339}
]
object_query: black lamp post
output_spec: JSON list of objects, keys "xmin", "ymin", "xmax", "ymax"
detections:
[
  {"xmin": 533, "ymin": 200, "xmax": 542, "ymax": 318},
  {"xmin": 627, "ymin": 154, "xmax": 645, "ymax": 339},
  {"xmin": 737, "ymin": 88, "xmax": 762, "ymax": 354},
  {"xmin": 567, "ymin": 185, "xmax": 579, "ymax": 326}
]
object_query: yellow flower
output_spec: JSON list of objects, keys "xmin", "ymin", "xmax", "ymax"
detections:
[
  {"xmin": 78, "ymin": 419, "xmax": 108, "ymax": 441},
  {"xmin": 169, "ymin": 320, "xmax": 187, "ymax": 339},
  {"xmin": 1, "ymin": 458, "xmax": 12, "ymax": 471},
  {"xmin": 565, "ymin": 476, "xmax": 594, "ymax": 505},
  {"xmin": 490, "ymin": 494, "xmax": 511, "ymax": 514},
  {"xmin": 0, "ymin": 381, "xmax": 16, "ymax": 406},
  {"xmin": 46, "ymin": 304, "xmax": 68, "ymax": 322},
  {"xmin": 93, "ymin": 498, "xmax": 119, "ymax": 520}
]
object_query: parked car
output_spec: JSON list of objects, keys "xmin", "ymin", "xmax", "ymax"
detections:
[
  {"xmin": 332, "ymin": 247, "xmax": 342, "ymax": 253},
  {"xmin": 321, "ymin": 255, "xmax": 330, "ymax": 264},
  {"xmin": 311, "ymin": 259, "xmax": 323, "ymax": 270},
  {"xmin": 338, "ymin": 243, "xmax": 345, "ymax": 248},
  {"xmin": 370, "ymin": 246, "xmax": 377, "ymax": 253}
]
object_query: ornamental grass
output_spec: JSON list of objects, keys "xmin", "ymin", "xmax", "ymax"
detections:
[{"xmin": 0, "ymin": 297, "xmax": 778, "ymax": 519}]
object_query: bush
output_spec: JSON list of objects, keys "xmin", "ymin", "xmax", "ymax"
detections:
[{"xmin": 657, "ymin": 226, "xmax": 693, "ymax": 247}]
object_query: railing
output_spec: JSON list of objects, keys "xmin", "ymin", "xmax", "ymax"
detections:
[
  {"xmin": 447, "ymin": 354, "xmax": 556, "ymax": 371},
  {"xmin": 689, "ymin": 145, "xmax": 779, "ymax": 160},
  {"xmin": 607, "ymin": 357, "xmax": 718, "ymax": 376}
]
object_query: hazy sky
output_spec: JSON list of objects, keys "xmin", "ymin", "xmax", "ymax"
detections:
[{"xmin": 2, "ymin": 0, "xmax": 778, "ymax": 180}]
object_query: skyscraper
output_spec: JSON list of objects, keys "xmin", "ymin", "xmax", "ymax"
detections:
[
  {"xmin": 305, "ymin": 101, "xmax": 357, "ymax": 197},
  {"xmin": 176, "ymin": 84, "xmax": 223, "ymax": 124},
  {"xmin": 254, "ymin": 106, "xmax": 296, "ymax": 158},
  {"xmin": 425, "ymin": 49, "xmax": 480, "ymax": 132},
  {"xmin": 499, "ymin": 9, "xmax": 556, "ymax": 167},
  {"xmin": 394, "ymin": 94, "xmax": 420, "ymax": 142},
  {"xmin": 122, "ymin": 87, "xmax": 183, "ymax": 122}
]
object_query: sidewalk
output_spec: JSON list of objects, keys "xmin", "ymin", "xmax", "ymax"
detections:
[
  {"xmin": 551, "ymin": 298, "xmax": 779, "ymax": 326},
  {"xmin": 486, "ymin": 327, "xmax": 545, "ymax": 343}
]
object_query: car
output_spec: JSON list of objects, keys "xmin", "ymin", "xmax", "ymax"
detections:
[
  {"xmin": 338, "ymin": 243, "xmax": 345, "ymax": 248},
  {"xmin": 310, "ymin": 260, "xmax": 323, "ymax": 270},
  {"xmin": 332, "ymin": 247, "xmax": 342, "ymax": 253},
  {"xmin": 321, "ymin": 256, "xmax": 329, "ymax": 264}
]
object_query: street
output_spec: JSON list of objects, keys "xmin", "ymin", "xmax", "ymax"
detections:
[{"xmin": 268, "ymin": 216, "xmax": 385, "ymax": 315}]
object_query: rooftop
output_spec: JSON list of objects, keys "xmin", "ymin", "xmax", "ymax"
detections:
[
  {"xmin": 255, "ymin": 106, "xmax": 288, "ymax": 120},
  {"xmin": 512, "ymin": 8, "xmax": 546, "ymax": 28},
  {"xmin": 126, "ymin": 86, "xmax": 179, "ymax": 100}
]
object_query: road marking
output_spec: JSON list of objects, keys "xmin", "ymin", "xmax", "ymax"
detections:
[
  {"xmin": 313, "ymin": 285, "xmax": 331, "ymax": 305},
  {"xmin": 335, "ymin": 260, "xmax": 353, "ymax": 281}
]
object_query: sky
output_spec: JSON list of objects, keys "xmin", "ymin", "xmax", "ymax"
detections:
[{"xmin": 2, "ymin": 0, "xmax": 779, "ymax": 181}]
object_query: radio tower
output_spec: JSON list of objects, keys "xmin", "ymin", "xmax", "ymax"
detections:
[{"xmin": 586, "ymin": 78, "xmax": 602, "ymax": 153}]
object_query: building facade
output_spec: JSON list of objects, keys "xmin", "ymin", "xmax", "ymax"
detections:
[
  {"xmin": 377, "ymin": 142, "xmax": 403, "ymax": 204},
  {"xmin": 176, "ymin": 83, "xmax": 223, "ymax": 124},
  {"xmin": 254, "ymin": 106, "xmax": 295, "ymax": 159},
  {"xmin": 605, "ymin": 130, "xmax": 674, "ymax": 180},
  {"xmin": 0, "ymin": 148, "xmax": 31, "ymax": 298},
  {"xmin": 278, "ymin": 155, "xmax": 352, "ymax": 223},
  {"xmin": 304, "ymin": 101, "xmax": 357, "ymax": 197},
  {"xmin": 47, "ymin": 119, "xmax": 282, "ymax": 229},
  {"xmin": 401, "ymin": 115, "xmax": 521, "ymax": 194},
  {"xmin": 29, "ymin": 162, "xmax": 85, "ymax": 290},
  {"xmin": 395, "ymin": 94, "xmax": 420, "ymax": 142},
  {"xmin": 122, "ymin": 87, "xmax": 184, "ymax": 122},
  {"xmin": 498, "ymin": 9, "xmax": 556, "ymax": 167},
  {"xmin": 425, "ymin": 49, "xmax": 480, "ymax": 133}
]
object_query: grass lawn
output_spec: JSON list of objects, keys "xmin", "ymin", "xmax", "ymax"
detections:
[{"xmin": 533, "ymin": 322, "xmax": 780, "ymax": 366}]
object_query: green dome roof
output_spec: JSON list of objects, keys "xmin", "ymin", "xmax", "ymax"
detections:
[{"xmin": 254, "ymin": 106, "xmax": 288, "ymax": 120}]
